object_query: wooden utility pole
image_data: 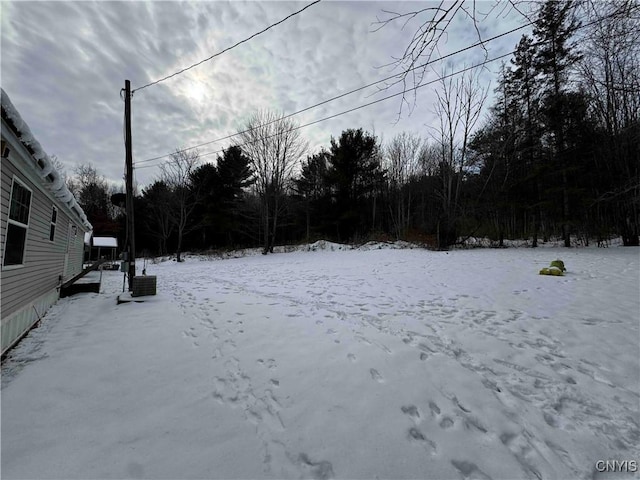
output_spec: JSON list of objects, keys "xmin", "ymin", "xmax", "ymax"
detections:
[{"xmin": 124, "ymin": 80, "xmax": 136, "ymax": 290}]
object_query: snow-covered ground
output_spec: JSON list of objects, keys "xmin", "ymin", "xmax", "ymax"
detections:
[{"xmin": 2, "ymin": 243, "xmax": 639, "ymax": 479}]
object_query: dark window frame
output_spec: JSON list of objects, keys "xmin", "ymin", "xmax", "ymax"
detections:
[
  {"xmin": 49, "ymin": 206, "xmax": 58, "ymax": 242},
  {"xmin": 3, "ymin": 177, "xmax": 32, "ymax": 267}
]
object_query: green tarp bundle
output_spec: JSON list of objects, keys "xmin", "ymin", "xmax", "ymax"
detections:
[{"xmin": 540, "ymin": 259, "xmax": 566, "ymax": 276}]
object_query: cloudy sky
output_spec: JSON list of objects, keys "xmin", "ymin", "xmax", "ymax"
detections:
[{"xmin": 1, "ymin": 1, "xmax": 532, "ymax": 188}]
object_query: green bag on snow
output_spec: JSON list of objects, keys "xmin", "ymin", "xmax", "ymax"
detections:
[{"xmin": 540, "ymin": 259, "xmax": 566, "ymax": 276}]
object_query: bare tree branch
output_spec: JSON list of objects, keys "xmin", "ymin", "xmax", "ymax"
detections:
[
  {"xmin": 373, "ymin": 0, "xmax": 532, "ymax": 117},
  {"xmin": 159, "ymin": 149, "xmax": 201, "ymax": 261},
  {"xmin": 237, "ymin": 110, "xmax": 307, "ymax": 254}
]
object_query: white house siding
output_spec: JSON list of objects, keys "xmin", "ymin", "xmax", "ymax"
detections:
[
  {"xmin": 64, "ymin": 217, "xmax": 85, "ymax": 279},
  {"xmin": 1, "ymin": 123, "xmax": 90, "ymax": 355}
]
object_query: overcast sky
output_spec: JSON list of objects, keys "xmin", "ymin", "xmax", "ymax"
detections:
[{"xmin": 1, "ymin": 1, "xmax": 532, "ymax": 189}]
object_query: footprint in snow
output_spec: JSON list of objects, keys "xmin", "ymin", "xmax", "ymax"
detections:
[
  {"xmin": 182, "ymin": 328, "xmax": 197, "ymax": 338},
  {"xmin": 222, "ymin": 339, "xmax": 237, "ymax": 353},
  {"xmin": 297, "ymin": 453, "xmax": 334, "ymax": 480},
  {"xmin": 418, "ymin": 342, "xmax": 436, "ymax": 354},
  {"xmin": 428, "ymin": 401, "xmax": 455, "ymax": 428},
  {"xmin": 256, "ymin": 399, "xmax": 285, "ymax": 432},
  {"xmin": 258, "ymin": 358, "xmax": 277, "ymax": 370},
  {"xmin": 408, "ymin": 428, "xmax": 437, "ymax": 453},
  {"xmin": 451, "ymin": 460, "xmax": 492, "ymax": 480},
  {"xmin": 212, "ymin": 391, "xmax": 225, "ymax": 404},
  {"xmin": 452, "ymin": 395, "xmax": 471, "ymax": 413},
  {"xmin": 481, "ymin": 378, "xmax": 502, "ymax": 393},
  {"xmin": 499, "ymin": 432, "xmax": 516, "ymax": 446},
  {"xmin": 347, "ymin": 353, "xmax": 356, "ymax": 362},
  {"xmin": 439, "ymin": 416, "xmax": 455, "ymax": 429},
  {"xmin": 464, "ymin": 416, "xmax": 488, "ymax": 434},
  {"xmin": 369, "ymin": 369, "xmax": 384, "ymax": 383},
  {"xmin": 401, "ymin": 405, "xmax": 421, "ymax": 421}
]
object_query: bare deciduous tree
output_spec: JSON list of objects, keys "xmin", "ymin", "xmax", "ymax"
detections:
[
  {"xmin": 373, "ymin": 0, "xmax": 535, "ymax": 115},
  {"xmin": 431, "ymin": 67, "xmax": 488, "ymax": 248},
  {"xmin": 579, "ymin": 0, "xmax": 640, "ymax": 245},
  {"xmin": 67, "ymin": 163, "xmax": 107, "ymax": 198},
  {"xmin": 66, "ymin": 163, "xmax": 119, "ymax": 231},
  {"xmin": 160, "ymin": 149, "xmax": 200, "ymax": 262},
  {"xmin": 418, "ymin": 141, "xmax": 440, "ymax": 178},
  {"xmin": 385, "ymin": 132, "xmax": 422, "ymax": 238},
  {"xmin": 238, "ymin": 110, "xmax": 307, "ymax": 254}
]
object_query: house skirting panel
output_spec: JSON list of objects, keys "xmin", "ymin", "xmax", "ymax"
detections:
[{"xmin": 1, "ymin": 288, "xmax": 59, "ymax": 356}]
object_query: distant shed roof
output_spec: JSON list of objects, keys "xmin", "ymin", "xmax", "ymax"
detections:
[{"xmin": 93, "ymin": 237, "xmax": 118, "ymax": 248}]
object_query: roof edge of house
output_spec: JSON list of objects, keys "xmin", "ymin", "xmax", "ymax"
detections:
[{"xmin": 1, "ymin": 88, "xmax": 92, "ymax": 231}]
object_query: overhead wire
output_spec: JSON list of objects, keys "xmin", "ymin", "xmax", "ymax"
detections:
[
  {"xmin": 136, "ymin": 50, "xmax": 515, "ymax": 170},
  {"xmin": 132, "ymin": 0, "xmax": 321, "ymax": 93},
  {"xmin": 135, "ymin": 19, "xmax": 536, "ymax": 166},
  {"xmin": 134, "ymin": 5, "xmax": 631, "ymax": 171}
]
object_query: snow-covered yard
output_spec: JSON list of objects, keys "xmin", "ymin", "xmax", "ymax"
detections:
[{"xmin": 2, "ymin": 243, "xmax": 638, "ymax": 479}]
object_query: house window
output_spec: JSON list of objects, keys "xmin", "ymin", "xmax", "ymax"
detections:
[
  {"xmin": 3, "ymin": 178, "xmax": 32, "ymax": 266},
  {"xmin": 49, "ymin": 206, "xmax": 58, "ymax": 242}
]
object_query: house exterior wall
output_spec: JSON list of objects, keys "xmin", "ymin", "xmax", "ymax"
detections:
[{"xmin": 1, "ymin": 120, "xmax": 89, "ymax": 355}]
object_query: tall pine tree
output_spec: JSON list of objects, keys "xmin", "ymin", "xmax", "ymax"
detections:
[{"xmin": 533, "ymin": 0, "xmax": 582, "ymax": 246}]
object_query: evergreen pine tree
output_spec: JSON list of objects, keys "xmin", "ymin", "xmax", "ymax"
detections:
[{"xmin": 533, "ymin": 0, "xmax": 582, "ymax": 246}]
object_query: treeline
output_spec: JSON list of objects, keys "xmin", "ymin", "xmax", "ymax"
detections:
[
  {"xmin": 76, "ymin": 0, "xmax": 638, "ymax": 256},
  {"xmin": 469, "ymin": 0, "xmax": 639, "ymax": 248}
]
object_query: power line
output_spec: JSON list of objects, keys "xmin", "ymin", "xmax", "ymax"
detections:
[
  {"xmin": 132, "ymin": 0, "xmax": 321, "ymax": 93},
  {"xmin": 136, "ymin": 19, "xmax": 534, "ymax": 165},
  {"xmin": 135, "ymin": 6, "xmax": 630, "ymax": 171},
  {"xmin": 136, "ymin": 50, "xmax": 515, "ymax": 170}
]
